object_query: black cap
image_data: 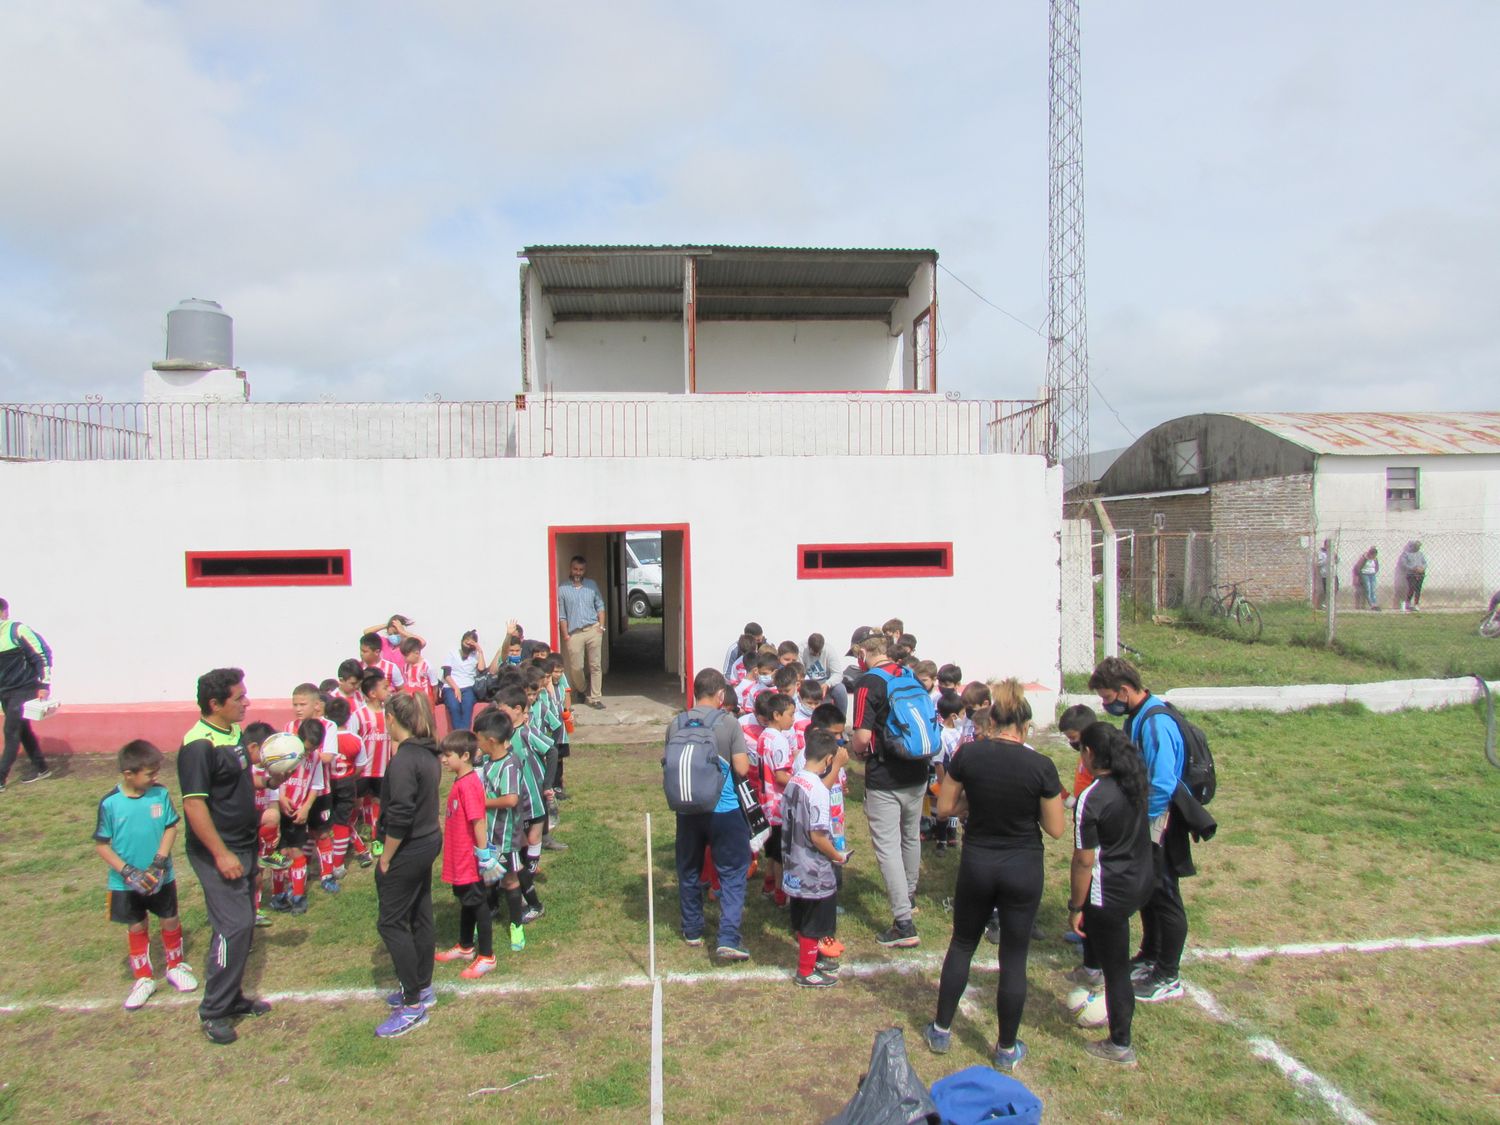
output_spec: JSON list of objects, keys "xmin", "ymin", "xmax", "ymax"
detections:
[{"xmin": 846, "ymin": 625, "xmax": 876, "ymax": 656}]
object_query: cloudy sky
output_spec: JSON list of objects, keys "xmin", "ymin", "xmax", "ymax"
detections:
[{"xmin": 2, "ymin": 1, "xmax": 1496, "ymax": 449}]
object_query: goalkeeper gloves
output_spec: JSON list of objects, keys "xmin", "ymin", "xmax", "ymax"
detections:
[
  {"xmin": 475, "ymin": 847, "xmax": 503, "ymax": 885},
  {"xmin": 121, "ymin": 864, "xmax": 161, "ymax": 895}
]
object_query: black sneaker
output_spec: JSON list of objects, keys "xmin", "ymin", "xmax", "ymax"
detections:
[
  {"xmin": 815, "ymin": 956, "xmax": 840, "ymax": 975},
  {"xmin": 1133, "ymin": 971, "xmax": 1184, "ymax": 1003},
  {"xmin": 923, "ymin": 1021, "xmax": 952, "ymax": 1054},
  {"xmin": 554, "ymin": 787, "xmax": 570, "ymax": 801},
  {"xmin": 715, "ymin": 944, "xmax": 751, "ymax": 962},
  {"xmin": 1129, "ymin": 955, "xmax": 1155, "ymax": 982},
  {"xmin": 230, "ymin": 996, "xmax": 272, "ymax": 1017},
  {"xmin": 22, "ymin": 768, "xmax": 51, "ymax": 784},
  {"xmin": 794, "ymin": 970, "xmax": 838, "ymax": 988},
  {"xmin": 202, "ymin": 1018, "xmax": 238, "ymax": 1045},
  {"xmin": 876, "ymin": 919, "xmax": 920, "ymax": 948}
]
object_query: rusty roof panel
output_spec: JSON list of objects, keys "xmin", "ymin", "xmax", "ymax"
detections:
[{"xmin": 1231, "ymin": 412, "xmax": 1500, "ymax": 456}]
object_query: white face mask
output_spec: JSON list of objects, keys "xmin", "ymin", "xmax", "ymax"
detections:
[{"xmin": 758, "ymin": 674, "xmax": 774, "ymax": 687}]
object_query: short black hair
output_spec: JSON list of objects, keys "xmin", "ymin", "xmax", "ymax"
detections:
[
  {"xmin": 1087, "ymin": 657, "xmax": 1143, "ymax": 694},
  {"xmin": 693, "ymin": 668, "xmax": 727, "ymax": 701},
  {"xmin": 473, "ymin": 708, "xmax": 515, "ymax": 744},
  {"xmin": 243, "ymin": 721, "xmax": 275, "ymax": 748},
  {"xmin": 754, "ymin": 651, "xmax": 778, "ymax": 672},
  {"xmin": 764, "ymin": 692, "xmax": 794, "ymax": 719},
  {"xmin": 441, "ymin": 730, "xmax": 478, "ymax": 760},
  {"xmin": 1058, "ymin": 704, "xmax": 1097, "ymax": 734},
  {"xmin": 297, "ymin": 717, "xmax": 326, "ymax": 747},
  {"xmin": 804, "ymin": 728, "xmax": 838, "ymax": 764},
  {"xmin": 118, "ymin": 740, "xmax": 163, "ymax": 773},
  {"xmin": 494, "ymin": 686, "xmax": 529, "ymax": 711},
  {"xmin": 570, "ymin": 554, "xmax": 587, "ymax": 566},
  {"xmin": 338, "ymin": 658, "xmax": 364, "ymax": 681},
  {"xmin": 744, "ymin": 621, "xmax": 763, "ymax": 637},
  {"xmin": 324, "ymin": 696, "xmax": 351, "ymax": 726},
  {"xmin": 360, "ymin": 632, "xmax": 383, "ymax": 650},
  {"xmin": 360, "ymin": 668, "xmax": 387, "ymax": 695},
  {"xmin": 772, "ymin": 665, "xmax": 800, "ymax": 693},
  {"xmin": 937, "ymin": 691, "xmax": 966, "ymax": 721},
  {"xmin": 798, "ymin": 680, "xmax": 824, "ymax": 704},
  {"xmin": 196, "ymin": 667, "xmax": 244, "ymax": 716},
  {"xmin": 318, "ymin": 678, "xmax": 339, "ymax": 696},
  {"xmin": 938, "ymin": 663, "xmax": 963, "ymax": 684},
  {"xmin": 776, "ymin": 640, "xmax": 800, "ymax": 657},
  {"xmin": 809, "ymin": 702, "xmax": 846, "ymax": 729}
]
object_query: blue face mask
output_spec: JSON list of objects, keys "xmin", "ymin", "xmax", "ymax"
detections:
[
  {"xmin": 1103, "ymin": 699, "xmax": 1129, "ymax": 717},
  {"xmin": 506, "ymin": 655, "xmax": 522, "ymax": 665}
]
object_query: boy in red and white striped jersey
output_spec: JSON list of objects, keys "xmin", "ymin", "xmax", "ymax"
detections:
[
  {"xmin": 283, "ymin": 685, "xmax": 340, "ymax": 894},
  {"xmin": 360, "ymin": 633, "xmax": 406, "ymax": 691},
  {"xmin": 268, "ymin": 719, "xmax": 325, "ymax": 915},
  {"xmin": 322, "ymin": 696, "xmax": 373, "ymax": 876},
  {"xmin": 353, "ymin": 669, "xmax": 393, "ymax": 842},
  {"xmin": 399, "ymin": 637, "xmax": 440, "ymax": 707},
  {"xmin": 330, "ymin": 658, "xmax": 366, "ymax": 713}
]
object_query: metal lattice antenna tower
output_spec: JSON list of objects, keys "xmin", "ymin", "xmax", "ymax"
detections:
[{"xmin": 1047, "ymin": 0, "xmax": 1089, "ymax": 484}]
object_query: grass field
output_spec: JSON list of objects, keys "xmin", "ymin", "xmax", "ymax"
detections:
[
  {"xmin": 2, "ymin": 701, "xmax": 1498, "ymax": 1123},
  {"xmin": 1067, "ymin": 600, "xmax": 1500, "ymax": 691}
]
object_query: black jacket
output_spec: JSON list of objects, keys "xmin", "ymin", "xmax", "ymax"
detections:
[
  {"xmin": 377, "ymin": 738, "xmax": 442, "ymax": 843},
  {"xmin": 1164, "ymin": 782, "xmax": 1216, "ymax": 878},
  {"xmin": 0, "ymin": 621, "xmax": 52, "ymax": 696}
]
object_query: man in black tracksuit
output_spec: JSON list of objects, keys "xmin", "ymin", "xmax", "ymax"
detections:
[{"xmin": 0, "ymin": 597, "xmax": 53, "ymax": 790}]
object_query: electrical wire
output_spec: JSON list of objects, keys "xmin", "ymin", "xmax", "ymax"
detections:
[
  {"xmin": 1091, "ymin": 379, "xmax": 1137, "ymax": 440},
  {"xmin": 938, "ymin": 264, "xmax": 1045, "ymax": 337}
]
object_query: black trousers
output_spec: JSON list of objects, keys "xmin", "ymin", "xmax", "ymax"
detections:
[
  {"xmin": 188, "ymin": 848, "xmax": 257, "ymax": 1021},
  {"xmin": 454, "ymin": 881, "xmax": 493, "ymax": 957},
  {"xmin": 376, "ymin": 833, "xmax": 442, "ymax": 1005},
  {"xmin": 1083, "ymin": 903, "xmax": 1136, "ymax": 1046},
  {"xmin": 1137, "ymin": 842, "xmax": 1188, "ymax": 977},
  {"xmin": 0, "ymin": 687, "xmax": 46, "ymax": 784},
  {"xmin": 934, "ymin": 845, "xmax": 1043, "ymax": 1048}
]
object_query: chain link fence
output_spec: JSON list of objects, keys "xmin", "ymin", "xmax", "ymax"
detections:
[{"xmin": 1104, "ymin": 528, "xmax": 1499, "ymax": 616}]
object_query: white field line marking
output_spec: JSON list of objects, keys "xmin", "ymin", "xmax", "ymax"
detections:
[
  {"xmin": 1185, "ymin": 982, "xmax": 1376, "ymax": 1125},
  {"xmin": 3, "ymin": 930, "xmax": 1496, "ymax": 1016},
  {"xmin": 649, "ymin": 978, "xmax": 664, "ymax": 1125}
]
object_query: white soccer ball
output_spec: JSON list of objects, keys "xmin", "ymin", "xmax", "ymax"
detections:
[
  {"xmin": 1064, "ymin": 985, "xmax": 1092, "ymax": 1014},
  {"xmin": 1075, "ymin": 990, "xmax": 1109, "ymax": 1029},
  {"xmin": 259, "ymin": 732, "xmax": 305, "ymax": 778}
]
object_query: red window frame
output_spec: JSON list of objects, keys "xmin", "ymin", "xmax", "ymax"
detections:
[
  {"xmin": 797, "ymin": 542, "xmax": 953, "ymax": 580},
  {"xmin": 185, "ymin": 550, "xmax": 352, "ymax": 588}
]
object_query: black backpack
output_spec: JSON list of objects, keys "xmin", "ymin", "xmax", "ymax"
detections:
[
  {"xmin": 1136, "ymin": 700, "xmax": 1216, "ymax": 805},
  {"xmin": 662, "ymin": 712, "xmax": 728, "ymax": 814}
]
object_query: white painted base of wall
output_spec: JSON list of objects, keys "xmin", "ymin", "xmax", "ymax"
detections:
[{"xmin": 1060, "ymin": 676, "xmax": 1498, "ymax": 714}]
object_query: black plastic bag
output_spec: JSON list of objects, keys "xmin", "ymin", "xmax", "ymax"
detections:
[{"xmin": 823, "ymin": 1027, "xmax": 940, "ymax": 1125}]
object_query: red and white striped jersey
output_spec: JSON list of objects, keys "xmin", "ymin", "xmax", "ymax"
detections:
[
  {"xmin": 403, "ymin": 659, "xmax": 437, "ymax": 700},
  {"xmin": 332, "ymin": 730, "xmax": 361, "ymax": 781},
  {"xmin": 282, "ymin": 717, "xmax": 337, "ymax": 792},
  {"xmin": 329, "ymin": 686, "xmax": 365, "ymax": 713},
  {"xmin": 366, "ymin": 658, "xmax": 406, "ymax": 691},
  {"xmin": 278, "ymin": 758, "xmax": 317, "ymax": 810},
  {"xmin": 353, "ymin": 702, "xmax": 391, "ymax": 779}
]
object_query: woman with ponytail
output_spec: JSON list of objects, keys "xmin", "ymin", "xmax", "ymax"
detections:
[{"xmin": 1068, "ymin": 722, "xmax": 1155, "ymax": 1066}]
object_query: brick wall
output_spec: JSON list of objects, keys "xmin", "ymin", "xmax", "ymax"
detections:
[
  {"xmin": 1087, "ymin": 493, "xmax": 1211, "ymax": 608},
  {"xmin": 1208, "ymin": 474, "xmax": 1313, "ymax": 600}
]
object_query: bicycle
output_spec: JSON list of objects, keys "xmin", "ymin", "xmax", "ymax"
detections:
[{"xmin": 1199, "ymin": 580, "xmax": 1263, "ymax": 640}]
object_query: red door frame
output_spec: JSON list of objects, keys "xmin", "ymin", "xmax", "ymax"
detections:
[{"xmin": 547, "ymin": 523, "xmax": 694, "ymax": 708}]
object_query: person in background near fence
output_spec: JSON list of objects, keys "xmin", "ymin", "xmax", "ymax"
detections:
[
  {"xmin": 923, "ymin": 679, "xmax": 1066, "ymax": 1072},
  {"xmin": 1399, "ymin": 541, "xmax": 1428, "ymax": 612},
  {"xmin": 1314, "ymin": 540, "xmax": 1338, "ymax": 610},
  {"xmin": 1086, "ymin": 656, "xmax": 1188, "ymax": 1004},
  {"xmin": 1354, "ymin": 547, "xmax": 1380, "ymax": 610},
  {"xmin": 0, "ymin": 598, "xmax": 52, "ymax": 791},
  {"xmin": 557, "ymin": 555, "xmax": 607, "ymax": 709}
]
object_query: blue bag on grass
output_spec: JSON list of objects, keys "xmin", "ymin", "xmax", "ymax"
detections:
[{"xmin": 929, "ymin": 1066, "xmax": 1042, "ymax": 1125}]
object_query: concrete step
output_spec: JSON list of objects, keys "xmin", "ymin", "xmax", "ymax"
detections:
[{"xmin": 569, "ymin": 694, "xmax": 678, "ymax": 745}]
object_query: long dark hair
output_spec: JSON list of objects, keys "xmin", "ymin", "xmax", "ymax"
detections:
[{"xmin": 1080, "ymin": 721, "xmax": 1148, "ymax": 812}]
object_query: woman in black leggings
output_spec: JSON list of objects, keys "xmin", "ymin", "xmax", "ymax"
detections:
[
  {"xmin": 1068, "ymin": 723, "xmax": 1154, "ymax": 1066},
  {"xmin": 924, "ymin": 679, "xmax": 1066, "ymax": 1072}
]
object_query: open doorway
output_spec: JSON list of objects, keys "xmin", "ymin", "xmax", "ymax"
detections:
[{"xmin": 548, "ymin": 524, "xmax": 692, "ymax": 707}]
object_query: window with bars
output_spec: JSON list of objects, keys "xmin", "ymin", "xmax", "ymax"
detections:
[
  {"xmin": 1385, "ymin": 467, "xmax": 1419, "ymax": 512},
  {"xmin": 186, "ymin": 550, "xmax": 352, "ymax": 588},
  {"xmin": 797, "ymin": 542, "xmax": 953, "ymax": 579}
]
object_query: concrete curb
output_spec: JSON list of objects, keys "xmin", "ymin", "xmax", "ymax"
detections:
[{"xmin": 1060, "ymin": 676, "xmax": 1498, "ymax": 714}]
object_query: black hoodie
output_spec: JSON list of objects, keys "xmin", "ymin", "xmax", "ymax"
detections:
[{"xmin": 377, "ymin": 737, "xmax": 442, "ymax": 844}]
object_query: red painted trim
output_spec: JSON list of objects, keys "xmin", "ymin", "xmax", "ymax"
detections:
[
  {"xmin": 25, "ymin": 702, "xmax": 296, "ymax": 756},
  {"xmin": 185, "ymin": 549, "xmax": 352, "ymax": 588},
  {"xmin": 547, "ymin": 523, "xmax": 695, "ymax": 709},
  {"xmin": 693, "ymin": 388, "xmax": 929, "ymax": 396},
  {"xmin": 796, "ymin": 541, "xmax": 954, "ymax": 580}
]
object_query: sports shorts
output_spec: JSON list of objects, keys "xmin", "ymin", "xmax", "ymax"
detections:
[
  {"xmin": 279, "ymin": 810, "xmax": 311, "ymax": 849},
  {"xmin": 329, "ymin": 778, "xmax": 358, "ymax": 827},
  {"xmin": 789, "ymin": 894, "xmax": 837, "ymax": 940},
  {"xmin": 356, "ymin": 777, "xmax": 383, "ymax": 800},
  {"xmin": 109, "ymin": 880, "xmax": 180, "ymax": 925},
  {"xmin": 763, "ymin": 824, "xmax": 783, "ymax": 863},
  {"xmin": 306, "ymin": 793, "xmax": 333, "ymax": 831}
]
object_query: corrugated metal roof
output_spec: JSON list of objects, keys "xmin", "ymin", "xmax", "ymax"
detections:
[
  {"xmin": 1230, "ymin": 412, "xmax": 1500, "ymax": 455},
  {"xmin": 522, "ymin": 245, "xmax": 934, "ymax": 320}
]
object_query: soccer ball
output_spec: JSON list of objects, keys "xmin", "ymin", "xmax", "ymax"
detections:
[
  {"xmin": 1064, "ymin": 985, "xmax": 1092, "ymax": 1013},
  {"xmin": 1074, "ymin": 990, "xmax": 1109, "ymax": 1029},
  {"xmin": 259, "ymin": 732, "xmax": 305, "ymax": 778}
]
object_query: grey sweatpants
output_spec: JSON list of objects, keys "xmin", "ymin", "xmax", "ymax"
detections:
[
  {"xmin": 188, "ymin": 849, "xmax": 257, "ymax": 1021},
  {"xmin": 864, "ymin": 784, "xmax": 925, "ymax": 923}
]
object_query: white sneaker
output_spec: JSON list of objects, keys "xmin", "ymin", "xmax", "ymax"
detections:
[
  {"xmin": 166, "ymin": 963, "xmax": 199, "ymax": 992},
  {"xmin": 124, "ymin": 977, "xmax": 157, "ymax": 1010}
]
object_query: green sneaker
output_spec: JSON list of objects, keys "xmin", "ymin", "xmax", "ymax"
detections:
[
  {"xmin": 371, "ymin": 840, "xmax": 385, "ymax": 858},
  {"xmin": 254, "ymin": 910, "xmax": 273, "ymax": 928},
  {"xmin": 510, "ymin": 923, "xmax": 526, "ymax": 952}
]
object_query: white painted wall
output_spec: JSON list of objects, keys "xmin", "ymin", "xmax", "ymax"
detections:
[
  {"xmin": 545, "ymin": 322, "xmax": 683, "ymax": 393},
  {"xmin": 1314, "ymin": 453, "xmax": 1500, "ymax": 597},
  {"xmin": 889, "ymin": 261, "xmax": 936, "ymax": 391},
  {"xmin": 695, "ymin": 321, "xmax": 898, "ymax": 392},
  {"xmin": 521, "ymin": 266, "xmax": 552, "ymax": 392},
  {"xmin": 1, "ymin": 454, "xmax": 1062, "ymax": 707}
]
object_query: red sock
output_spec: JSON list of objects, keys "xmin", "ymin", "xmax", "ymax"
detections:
[
  {"xmin": 316, "ymin": 835, "xmax": 335, "ymax": 877},
  {"xmin": 254, "ymin": 884, "xmax": 263, "ymax": 912},
  {"xmin": 774, "ymin": 888, "xmax": 788, "ymax": 907},
  {"xmin": 271, "ymin": 869, "xmax": 287, "ymax": 897},
  {"xmin": 332, "ymin": 825, "xmax": 350, "ymax": 867},
  {"xmin": 161, "ymin": 922, "xmax": 184, "ymax": 969},
  {"xmin": 291, "ymin": 855, "xmax": 307, "ymax": 897},
  {"xmin": 366, "ymin": 798, "xmax": 381, "ymax": 828},
  {"xmin": 127, "ymin": 928, "xmax": 152, "ymax": 980},
  {"xmin": 258, "ymin": 823, "xmax": 279, "ymax": 858},
  {"xmin": 797, "ymin": 934, "xmax": 818, "ymax": 977}
]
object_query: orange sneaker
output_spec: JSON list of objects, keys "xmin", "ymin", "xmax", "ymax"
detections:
[
  {"xmin": 460, "ymin": 955, "xmax": 497, "ymax": 979},
  {"xmin": 818, "ymin": 936, "xmax": 846, "ymax": 959},
  {"xmin": 434, "ymin": 945, "xmax": 476, "ymax": 963}
]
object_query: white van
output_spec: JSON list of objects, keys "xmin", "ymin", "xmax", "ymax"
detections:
[{"xmin": 625, "ymin": 532, "xmax": 663, "ymax": 617}]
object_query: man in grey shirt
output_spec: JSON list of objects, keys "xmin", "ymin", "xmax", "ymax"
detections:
[{"xmin": 557, "ymin": 555, "xmax": 607, "ymax": 708}]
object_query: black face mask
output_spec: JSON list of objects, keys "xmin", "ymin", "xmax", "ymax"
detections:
[{"xmin": 1103, "ymin": 700, "xmax": 1130, "ymax": 717}]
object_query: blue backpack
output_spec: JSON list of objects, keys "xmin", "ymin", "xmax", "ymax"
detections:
[{"xmin": 867, "ymin": 664, "xmax": 942, "ymax": 760}]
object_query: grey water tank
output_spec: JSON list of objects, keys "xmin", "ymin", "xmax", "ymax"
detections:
[{"xmin": 164, "ymin": 298, "xmax": 233, "ymax": 368}]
